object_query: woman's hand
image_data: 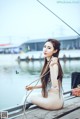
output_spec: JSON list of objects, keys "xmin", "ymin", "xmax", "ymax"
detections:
[
  {"xmin": 25, "ymin": 85, "xmax": 42, "ymax": 91},
  {"xmin": 50, "ymin": 57, "xmax": 58, "ymax": 67},
  {"xmin": 25, "ymin": 86, "xmax": 34, "ymax": 91}
]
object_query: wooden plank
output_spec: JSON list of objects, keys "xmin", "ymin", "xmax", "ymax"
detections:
[{"xmin": 59, "ymin": 109, "xmax": 80, "ymax": 119}]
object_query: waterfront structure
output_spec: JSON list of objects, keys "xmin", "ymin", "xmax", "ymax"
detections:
[
  {"xmin": 19, "ymin": 36, "xmax": 80, "ymax": 61},
  {"xmin": 21, "ymin": 36, "xmax": 80, "ymax": 51},
  {"xmin": 0, "ymin": 44, "xmax": 21, "ymax": 54},
  {"xmin": 0, "ymin": 36, "xmax": 80, "ymax": 60}
]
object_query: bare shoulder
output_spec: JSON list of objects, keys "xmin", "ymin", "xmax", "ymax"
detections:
[{"xmin": 50, "ymin": 57, "xmax": 58, "ymax": 67}]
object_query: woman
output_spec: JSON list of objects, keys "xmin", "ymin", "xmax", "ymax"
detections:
[{"xmin": 25, "ymin": 39, "xmax": 64, "ymax": 110}]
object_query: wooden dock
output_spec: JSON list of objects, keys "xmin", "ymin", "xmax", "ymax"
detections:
[{"xmin": 2, "ymin": 91, "xmax": 80, "ymax": 119}]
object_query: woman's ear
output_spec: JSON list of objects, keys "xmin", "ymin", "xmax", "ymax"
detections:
[{"xmin": 53, "ymin": 49, "xmax": 58, "ymax": 54}]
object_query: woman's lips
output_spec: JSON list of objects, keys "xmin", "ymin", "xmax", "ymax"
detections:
[{"xmin": 44, "ymin": 52, "xmax": 47, "ymax": 55}]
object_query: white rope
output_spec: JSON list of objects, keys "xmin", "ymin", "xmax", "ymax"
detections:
[
  {"xmin": 22, "ymin": 58, "xmax": 52, "ymax": 118},
  {"xmin": 22, "ymin": 70, "xmax": 50, "ymax": 119}
]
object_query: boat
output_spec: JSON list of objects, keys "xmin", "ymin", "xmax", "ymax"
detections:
[{"xmin": 1, "ymin": 90, "xmax": 80, "ymax": 119}]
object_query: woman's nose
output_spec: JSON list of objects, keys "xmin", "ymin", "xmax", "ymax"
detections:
[{"xmin": 43, "ymin": 48, "xmax": 47, "ymax": 52}]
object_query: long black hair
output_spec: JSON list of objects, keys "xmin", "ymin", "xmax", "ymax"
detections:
[{"xmin": 41, "ymin": 39, "xmax": 63, "ymax": 97}]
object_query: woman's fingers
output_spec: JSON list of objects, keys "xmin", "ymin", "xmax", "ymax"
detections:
[
  {"xmin": 25, "ymin": 86, "xmax": 33, "ymax": 90},
  {"xmin": 50, "ymin": 57, "xmax": 58, "ymax": 66}
]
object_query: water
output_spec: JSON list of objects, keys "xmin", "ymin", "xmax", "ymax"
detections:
[{"xmin": 0, "ymin": 55, "xmax": 80, "ymax": 110}]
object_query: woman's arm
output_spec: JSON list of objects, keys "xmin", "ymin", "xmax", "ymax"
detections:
[
  {"xmin": 25, "ymin": 85, "xmax": 42, "ymax": 91},
  {"xmin": 49, "ymin": 60, "xmax": 59, "ymax": 92}
]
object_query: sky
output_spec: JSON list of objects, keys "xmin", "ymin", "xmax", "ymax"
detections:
[{"xmin": 0, "ymin": 0, "xmax": 80, "ymax": 44}]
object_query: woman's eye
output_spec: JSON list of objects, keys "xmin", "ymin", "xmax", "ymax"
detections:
[
  {"xmin": 48, "ymin": 47, "xmax": 51, "ymax": 49},
  {"xmin": 43, "ymin": 45, "xmax": 51, "ymax": 49}
]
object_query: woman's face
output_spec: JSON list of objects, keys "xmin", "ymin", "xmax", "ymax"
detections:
[{"xmin": 43, "ymin": 41, "xmax": 56, "ymax": 58}]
